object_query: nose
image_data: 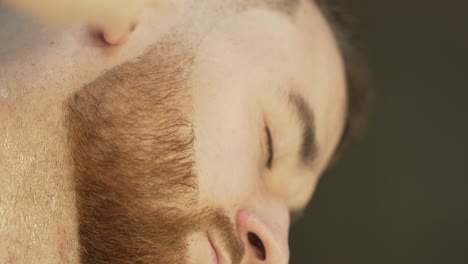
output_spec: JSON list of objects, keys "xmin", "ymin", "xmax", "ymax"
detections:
[{"xmin": 236, "ymin": 205, "xmax": 290, "ymax": 264}]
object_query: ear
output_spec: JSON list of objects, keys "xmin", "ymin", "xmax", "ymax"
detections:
[
  {"xmin": 98, "ymin": 0, "xmax": 175, "ymax": 45},
  {"xmin": 98, "ymin": 0, "xmax": 176, "ymax": 45},
  {"xmin": 3, "ymin": 0, "xmax": 171, "ymax": 45}
]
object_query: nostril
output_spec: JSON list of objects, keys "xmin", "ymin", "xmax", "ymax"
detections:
[{"xmin": 248, "ymin": 232, "xmax": 266, "ymax": 260}]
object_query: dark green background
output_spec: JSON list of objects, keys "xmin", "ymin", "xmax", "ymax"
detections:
[{"xmin": 290, "ymin": 0, "xmax": 468, "ymax": 263}]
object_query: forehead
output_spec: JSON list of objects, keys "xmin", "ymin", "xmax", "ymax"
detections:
[{"xmin": 190, "ymin": 1, "xmax": 346, "ymax": 207}]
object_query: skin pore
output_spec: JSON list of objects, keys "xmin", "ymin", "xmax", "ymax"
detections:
[{"xmin": 0, "ymin": 0, "xmax": 346, "ymax": 263}]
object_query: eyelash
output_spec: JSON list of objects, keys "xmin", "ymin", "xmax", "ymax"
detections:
[{"xmin": 265, "ymin": 126, "xmax": 274, "ymax": 169}]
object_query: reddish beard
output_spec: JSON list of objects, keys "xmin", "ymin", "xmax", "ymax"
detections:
[{"xmin": 65, "ymin": 38, "xmax": 244, "ymax": 264}]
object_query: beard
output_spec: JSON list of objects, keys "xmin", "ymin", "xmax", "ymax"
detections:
[{"xmin": 65, "ymin": 37, "xmax": 244, "ymax": 264}]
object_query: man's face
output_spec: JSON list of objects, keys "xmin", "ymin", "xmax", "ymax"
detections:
[{"xmin": 66, "ymin": 1, "xmax": 345, "ymax": 263}]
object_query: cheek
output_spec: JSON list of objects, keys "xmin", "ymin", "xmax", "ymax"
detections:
[
  {"xmin": 191, "ymin": 76, "xmax": 262, "ymax": 208},
  {"xmin": 189, "ymin": 32, "xmax": 268, "ymax": 209}
]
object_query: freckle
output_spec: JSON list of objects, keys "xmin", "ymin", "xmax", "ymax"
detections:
[
  {"xmin": 48, "ymin": 120, "xmax": 55, "ymax": 127},
  {"xmin": 50, "ymin": 41, "xmax": 55, "ymax": 46}
]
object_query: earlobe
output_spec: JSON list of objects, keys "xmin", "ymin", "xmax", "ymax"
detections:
[
  {"xmin": 100, "ymin": 21, "xmax": 139, "ymax": 46},
  {"xmin": 5, "ymin": 0, "xmax": 176, "ymax": 46},
  {"xmin": 4, "ymin": 0, "xmax": 148, "ymax": 46}
]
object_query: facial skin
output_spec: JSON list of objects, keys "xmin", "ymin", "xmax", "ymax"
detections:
[
  {"xmin": 0, "ymin": 0, "xmax": 346, "ymax": 263},
  {"xmin": 189, "ymin": 3, "xmax": 346, "ymax": 263},
  {"xmin": 66, "ymin": 37, "xmax": 245, "ymax": 263}
]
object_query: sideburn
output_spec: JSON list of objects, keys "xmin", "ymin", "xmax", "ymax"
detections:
[{"xmin": 65, "ymin": 38, "xmax": 244, "ymax": 264}]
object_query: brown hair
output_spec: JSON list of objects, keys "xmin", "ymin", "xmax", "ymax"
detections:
[{"xmin": 66, "ymin": 38, "xmax": 244, "ymax": 264}]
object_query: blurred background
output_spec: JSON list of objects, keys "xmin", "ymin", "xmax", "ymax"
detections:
[{"xmin": 290, "ymin": 0, "xmax": 468, "ymax": 263}]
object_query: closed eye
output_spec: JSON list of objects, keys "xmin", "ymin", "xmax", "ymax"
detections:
[{"xmin": 265, "ymin": 126, "xmax": 274, "ymax": 169}]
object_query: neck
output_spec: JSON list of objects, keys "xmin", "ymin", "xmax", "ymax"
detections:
[{"xmin": 0, "ymin": 4, "xmax": 189, "ymax": 263}]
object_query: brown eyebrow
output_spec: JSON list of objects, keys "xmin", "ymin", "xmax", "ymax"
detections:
[{"xmin": 288, "ymin": 91, "xmax": 319, "ymax": 168}]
